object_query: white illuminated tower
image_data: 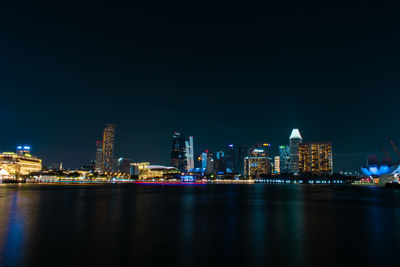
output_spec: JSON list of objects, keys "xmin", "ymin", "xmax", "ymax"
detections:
[
  {"xmin": 289, "ymin": 129, "xmax": 303, "ymax": 173},
  {"xmin": 185, "ymin": 136, "xmax": 194, "ymax": 172}
]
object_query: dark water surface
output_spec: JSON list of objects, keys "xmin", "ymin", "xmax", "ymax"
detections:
[{"xmin": 0, "ymin": 184, "xmax": 400, "ymax": 267}]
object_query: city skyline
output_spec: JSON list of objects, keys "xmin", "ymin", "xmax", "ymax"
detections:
[
  {"xmin": 1, "ymin": 125, "xmax": 399, "ymax": 172},
  {"xmin": 1, "ymin": 1, "xmax": 399, "ymax": 171}
]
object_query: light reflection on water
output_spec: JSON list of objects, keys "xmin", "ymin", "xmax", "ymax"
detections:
[{"xmin": 0, "ymin": 184, "xmax": 399, "ymax": 266}]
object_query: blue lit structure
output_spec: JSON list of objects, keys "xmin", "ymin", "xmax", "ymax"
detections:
[{"xmin": 361, "ymin": 164, "xmax": 393, "ymax": 176}]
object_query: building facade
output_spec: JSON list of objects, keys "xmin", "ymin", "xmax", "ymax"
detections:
[
  {"xmin": 95, "ymin": 140, "xmax": 103, "ymax": 172},
  {"xmin": 279, "ymin": 145, "xmax": 290, "ymax": 173},
  {"xmin": 0, "ymin": 147, "xmax": 42, "ymax": 177},
  {"xmin": 102, "ymin": 124, "xmax": 115, "ymax": 173},
  {"xmin": 169, "ymin": 131, "xmax": 187, "ymax": 173},
  {"xmin": 274, "ymin": 156, "xmax": 280, "ymax": 174},
  {"xmin": 298, "ymin": 142, "xmax": 333, "ymax": 175},
  {"xmin": 244, "ymin": 148, "xmax": 268, "ymax": 178},
  {"xmin": 185, "ymin": 136, "xmax": 194, "ymax": 172},
  {"xmin": 289, "ymin": 129, "xmax": 303, "ymax": 173}
]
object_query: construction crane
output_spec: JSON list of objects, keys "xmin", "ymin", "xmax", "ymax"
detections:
[
  {"xmin": 388, "ymin": 138, "xmax": 400, "ymax": 164},
  {"xmin": 381, "ymin": 147, "xmax": 393, "ymax": 165}
]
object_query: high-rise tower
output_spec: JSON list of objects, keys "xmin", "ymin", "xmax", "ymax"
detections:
[
  {"xmin": 102, "ymin": 124, "xmax": 115, "ymax": 173},
  {"xmin": 289, "ymin": 129, "xmax": 302, "ymax": 173},
  {"xmin": 95, "ymin": 140, "xmax": 103, "ymax": 172},
  {"xmin": 185, "ymin": 136, "xmax": 194, "ymax": 172},
  {"xmin": 170, "ymin": 131, "xmax": 187, "ymax": 172}
]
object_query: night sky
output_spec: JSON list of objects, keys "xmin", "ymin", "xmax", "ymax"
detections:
[{"xmin": 1, "ymin": 0, "xmax": 399, "ymax": 171}]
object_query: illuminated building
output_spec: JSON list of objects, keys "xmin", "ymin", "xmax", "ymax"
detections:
[
  {"xmin": 185, "ymin": 136, "xmax": 194, "ymax": 172},
  {"xmin": 117, "ymin": 157, "xmax": 131, "ymax": 174},
  {"xmin": 237, "ymin": 145, "xmax": 248, "ymax": 174},
  {"xmin": 214, "ymin": 151, "xmax": 226, "ymax": 173},
  {"xmin": 130, "ymin": 162, "xmax": 150, "ymax": 175},
  {"xmin": 102, "ymin": 124, "xmax": 115, "ymax": 173},
  {"xmin": 201, "ymin": 152, "xmax": 207, "ymax": 171},
  {"xmin": 205, "ymin": 152, "xmax": 214, "ymax": 175},
  {"xmin": 139, "ymin": 165, "xmax": 180, "ymax": 180},
  {"xmin": 225, "ymin": 144, "xmax": 236, "ymax": 173},
  {"xmin": 95, "ymin": 140, "xmax": 103, "ymax": 172},
  {"xmin": 289, "ymin": 129, "xmax": 303, "ymax": 173},
  {"xmin": 298, "ymin": 142, "xmax": 333, "ymax": 175},
  {"xmin": 0, "ymin": 148, "xmax": 42, "ymax": 177},
  {"xmin": 169, "ymin": 131, "xmax": 187, "ymax": 172},
  {"xmin": 17, "ymin": 145, "xmax": 31, "ymax": 155},
  {"xmin": 244, "ymin": 148, "xmax": 268, "ymax": 178},
  {"xmin": 274, "ymin": 156, "xmax": 280, "ymax": 174},
  {"xmin": 279, "ymin": 145, "xmax": 290, "ymax": 173}
]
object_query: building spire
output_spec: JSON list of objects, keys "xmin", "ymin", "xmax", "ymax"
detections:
[{"xmin": 289, "ymin": 129, "xmax": 302, "ymax": 140}]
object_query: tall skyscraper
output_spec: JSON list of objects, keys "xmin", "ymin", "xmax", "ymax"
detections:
[
  {"xmin": 169, "ymin": 131, "xmax": 187, "ymax": 173},
  {"xmin": 214, "ymin": 151, "xmax": 226, "ymax": 174},
  {"xmin": 185, "ymin": 136, "xmax": 194, "ymax": 172},
  {"xmin": 289, "ymin": 129, "xmax": 302, "ymax": 173},
  {"xmin": 95, "ymin": 140, "xmax": 103, "ymax": 172},
  {"xmin": 102, "ymin": 124, "xmax": 115, "ymax": 173},
  {"xmin": 274, "ymin": 156, "xmax": 280, "ymax": 174},
  {"xmin": 205, "ymin": 152, "xmax": 214, "ymax": 175},
  {"xmin": 201, "ymin": 152, "xmax": 208, "ymax": 171},
  {"xmin": 279, "ymin": 145, "xmax": 290, "ymax": 173},
  {"xmin": 225, "ymin": 144, "xmax": 236, "ymax": 173},
  {"xmin": 299, "ymin": 142, "xmax": 333, "ymax": 175},
  {"xmin": 237, "ymin": 145, "xmax": 248, "ymax": 174},
  {"xmin": 244, "ymin": 148, "xmax": 269, "ymax": 178}
]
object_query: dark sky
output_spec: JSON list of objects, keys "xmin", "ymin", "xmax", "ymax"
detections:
[{"xmin": 0, "ymin": 0, "xmax": 399, "ymax": 171}]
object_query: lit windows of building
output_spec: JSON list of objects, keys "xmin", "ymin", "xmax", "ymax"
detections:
[
  {"xmin": 289, "ymin": 129, "xmax": 303, "ymax": 173},
  {"xmin": 244, "ymin": 148, "xmax": 268, "ymax": 178},
  {"xmin": 102, "ymin": 124, "xmax": 115, "ymax": 173},
  {"xmin": 298, "ymin": 142, "xmax": 333, "ymax": 175},
  {"xmin": 274, "ymin": 156, "xmax": 280, "ymax": 174},
  {"xmin": 130, "ymin": 162, "xmax": 150, "ymax": 175},
  {"xmin": 95, "ymin": 140, "xmax": 103, "ymax": 172},
  {"xmin": 169, "ymin": 131, "xmax": 187, "ymax": 172},
  {"xmin": 0, "ymin": 150, "xmax": 42, "ymax": 178}
]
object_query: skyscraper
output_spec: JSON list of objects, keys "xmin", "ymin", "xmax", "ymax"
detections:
[
  {"xmin": 185, "ymin": 136, "xmax": 194, "ymax": 172},
  {"xmin": 289, "ymin": 129, "xmax": 302, "ymax": 173},
  {"xmin": 299, "ymin": 142, "xmax": 333, "ymax": 175},
  {"xmin": 274, "ymin": 156, "xmax": 280, "ymax": 174},
  {"xmin": 214, "ymin": 151, "xmax": 226, "ymax": 174},
  {"xmin": 225, "ymin": 144, "xmax": 236, "ymax": 173},
  {"xmin": 102, "ymin": 124, "xmax": 115, "ymax": 173},
  {"xmin": 244, "ymin": 148, "xmax": 268, "ymax": 178},
  {"xmin": 237, "ymin": 145, "xmax": 248, "ymax": 174},
  {"xmin": 169, "ymin": 131, "xmax": 187, "ymax": 172},
  {"xmin": 279, "ymin": 145, "xmax": 290, "ymax": 173},
  {"xmin": 95, "ymin": 140, "xmax": 103, "ymax": 172}
]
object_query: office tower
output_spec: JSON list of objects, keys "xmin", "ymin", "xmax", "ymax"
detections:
[
  {"xmin": 274, "ymin": 156, "xmax": 280, "ymax": 174},
  {"xmin": 299, "ymin": 142, "xmax": 333, "ymax": 175},
  {"xmin": 279, "ymin": 145, "xmax": 290, "ymax": 173},
  {"xmin": 244, "ymin": 148, "xmax": 268, "ymax": 178},
  {"xmin": 201, "ymin": 152, "xmax": 208, "ymax": 171},
  {"xmin": 289, "ymin": 129, "xmax": 302, "ymax": 173},
  {"xmin": 214, "ymin": 151, "xmax": 226, "ymax": 174},
  {"xmin": 95, "ymin": 141, "xmax": 103, "ymax": 172},
  {"xmin": 169, "ymin": 131, "xmax": 187, "ymax": 172},
  {"xmin": 205, "ymin": 152, "xmax": 214, "ymax": 175},
  {"xmin": 185, "ymin": 136, "xmax": 194, "ymax": 172},
  {"xmin": 102, "ymin": 124, "xmax": 115, "ymax": 173},
  {"xmin": 117, "ymin": 157, "xmax": 132, "ymax": 174},
  {"xmin": 237, "ymin": 145, "xmax": 248, "ymax": 174},
  {"xmin": 225, "ymin": 144, "xmax": 244, "ymax": 173}
]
